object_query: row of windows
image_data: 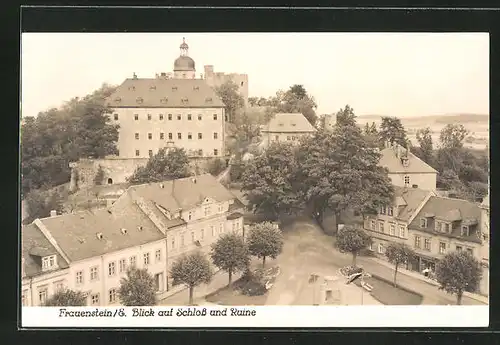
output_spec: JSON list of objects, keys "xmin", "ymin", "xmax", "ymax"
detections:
[
  {"xmin": 138, "ymin": 148, "xmax": 219, "ymax": 157},
  {"xmin": 379, "ymin": 206, "xmax": 394, "ymax": 216},
  {"xmin": 135, "ymin": 132, "xmax": 219, "ymax": 140},
  {"xmin": 89, "ymin": 288, "xmax": 118, "ymax": 306},
  {"xmin": 114, "ymin": 113, "xmax": 220, "ymax": 121},
  {"xmin": 414, "ymin": 235, "xmax": 474, "ymax": 255},
  {"xmin": 170, "ymin": 221, "xmax": 242, "ymax": 250},
  {"xmin": 186, "ymin": 204, "xmax": 224, "ymax": 221},
  {"xmin": 370, "ymin": 220, "xmax": 406, "ymax": 238},
  {"xmin": 75, "ymin": 250, "xmax": 162, "ymax": 285}
]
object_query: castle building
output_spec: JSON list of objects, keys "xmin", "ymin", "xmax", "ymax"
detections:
[
  {"xmin": 203, "ymin": 65, "xmax": 249, "ymax": 108},
  {"xmin": 105, "ymin": 38, "xmax": 226, "ymax": 160},
  {"xmin": 260, "ymin": 113, "xmax": 316, "ymax": 148}
]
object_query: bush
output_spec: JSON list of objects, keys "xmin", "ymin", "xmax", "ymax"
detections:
[
  {"xmin": 234, "ymin": 269, "xmax": 267, "ymax": 296},
  {"xmin": 207, "ymin": 159, "xmax": 226, "ymax": 176}
]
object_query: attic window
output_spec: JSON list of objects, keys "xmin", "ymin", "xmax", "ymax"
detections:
[
  {"xmin": 120, "ymin": 228, "xmax": 128, "ymax": 235},
  {"xmin": 42, "ymin": 255, "xmax": 56, "ymax": 270},
  {"xmin": 193, "ymin": 86, "xmax": 200, "ymax": 91},
  {"xmin": 205, "ymin": 97, "xmax": 213, "ymax": 103},
  {"xmin": 181, "ymin": 98, "xmax": 189, "ymax": 104},
  {"xmin": 136, "ymin": 97, "xmax": 144, "ymax": 104},
  {"xmin": 401, "ymin": 158, "xmax": 409, "ymax": 167},
  {"xmin": 96, "ymin": 233, "xmax": 103, "ymax": 240},
  {"xmin": 114, "ymin": 97, "xmax": 122, "ymax": 103},
  {"xmin": 172, "ymin": 86, "xmax": 178, "ymax": 91},
  {"xmin": 291, "ymin": 123, "xmax": 296, "ymax": 127},
  {"xmin": 420, "ymin": 218, "xmax": 427, "ymax": 228},
  {"xmin": 128, "ymin": 86, "xmax": 136, "ymax": 91},
  {"xmin": 461, "ymin": 226, "xmax": 469, "ymax": 236},
  {"xmin": 150, "ymin": 85, "xmax": 156, "ymax": 91},
  {"xmin": 78, "ymin": 238, "xmax": 85, "ymax": 244},
  {"xmin": 137, "ymin": 226, "xmax": 143, "ymax": 231},
  {"xmin": 160, "ymin": 97, "xmax": 168, "ymax": 104}
]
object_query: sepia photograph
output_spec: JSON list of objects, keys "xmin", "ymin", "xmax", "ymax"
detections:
[{"xmin": 20, "ymin": 32, "xmax": 489, "ymax": 327}]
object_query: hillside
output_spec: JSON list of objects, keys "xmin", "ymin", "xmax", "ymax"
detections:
[{"xmin": 357, "ymin": 113, "xmax": 489, "ymax": 126}]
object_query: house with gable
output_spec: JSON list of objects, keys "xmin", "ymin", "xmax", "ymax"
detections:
[
  {"xmin": 261, "ymin": 113, "xmax": 316, "ymax": 148},
  {"xmin": 378, "ymin": 142, "xmax": 438, "ymax": 191},
  {"xmin": 364, "ymin": 186, "xmax": 435, "ymax": 267},
  {"xmin": 21, "ymin": 174, "xmax": 245, "ymax": 306}
]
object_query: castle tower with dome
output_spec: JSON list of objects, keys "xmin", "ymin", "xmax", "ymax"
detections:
[{"xmin": 173, "ymin": 38, "xmax": 196, "ymax": 79}]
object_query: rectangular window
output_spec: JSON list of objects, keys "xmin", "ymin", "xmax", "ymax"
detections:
[
  {"xmin": 388, "ymin": 207, "xmax": 393, "ymax": 216},
  {"xmin": 168, "ymin": 114, "xmax": 172, "ymax": 120},
  {"xmin": 160, "ymin": 132, "xmax": 164, "ymax": 140},
  {"xmin": 287, "ymin": 136, "xmax": 291, "ymax": 141},
  {"xmin": 171, "ymin": 238, "xmax": 175, "ymax": 249},
  {"xmin": 204, "ymin": 205, "xmax": 211, "ymax": 217},
  {"xmin": 466, "ymin": 248, "xmax": 473, "ymax": 255},
  {"xmin": 143, "ymin": 253, "xmax": 150, "ymax": 266},
  {"xmin": 76, "ymin": 271, "xmax": 83, "ymax": 285},
  {"xmin": 378, "ymin": 221, "xmax": 384, "ymax": 233},
  {"xmin": 211, "ymin": 226, "xmax": 215, "ymax": 236},
  {"xmin": 201, "ymin": 229, "xmax": 205, "ymax": 240},
  {"xmin": 456, "ymin": 246, "xmax": 462, "ymax": 252},
  {"xmin": 368, "ymin": 243, "xmax": 373, "ymax": 251},
  {"xmin": 378, "ymin": 243, "xmax": 384, "ymax": 254},
  {"xmin": 148, "ymin": 133, "xmax": 152, "ymax": 140},
  {"xmin": 461, "ymin": 226, "xmax": 469, "ymax": 236},
  {"xmin": 154, "ymin": 273, "xmax": 164, "ymax": 292},
  {"xmin": 147, "ymin": 114, "xmax": 152, "ymax": 120},
  {"xmin": 415, "ymin": 236, "xmax": 421, "ymax": 248},
  {"xmin": 155, "ymin": 249, "xmax": 161, "ymax": 262},
  {"xmin": 188, "ymin": 133, "xmax": 192, "ymax": 140},
  {"xmin": 213, "ymin": 114, "xmax": 218, "ymax": 120},
  {"xmin": 439, "ymin": 242, "xmax": 446, "ymax": 254},
  {"xmin": 42, "ymin": 255, "xmax": 55, "ymax": 270},
  {"xmin": 399, "ymin": 225, "xmax": 405, "ymax": 238},
  {"xmin": 275, "ymin": 135, "xmax": 279, "ymax": 141},
  {"xmin": 130, "ymin": 256, "xmax": 137, "ymax": 267},
  {"xmin": 119, "ymin": 258, "xmax": 127, "ymax": 273},
  {"xmin": 181, "ymin": 234, "xmax": 185, "ymax": 247},
  {"xmin": 114, "ymin": 113, "xmax": 119, "ymax": 120},
  {"xmin": 90, "ymin": 266, "xmax": 99, "ymax": 281},
  {"xmin": 198, "ymin": 133, "xmax": 203, "ymax": 139},
  {"xmin": 214, "ymin": 149, "xmax": 218, "ymax": 156},
  {"xmin": 108, "ymin": 289, "xmax": 116, "ymax": 304},
  {"xmin": 380, "ymin": 206, "xmax": 386, "ymax": 215},
  {"xmin": 135, "ymin": 150, "xmax": 140, "ymax": 157},
  {"xmin": 424, "ymin": 239, "xmax": 431, "ymax": 251},
  {"xmin": 177, "ymin": 114, "xmax": 181, "ymax": 120},
  {"xmin": 444, "ymin": 223, "xmax": 450, "ymax": 232},
  {"xmin": 91, "ymin": 293, "xmax": 100, "ymax": 306},
  {"xmin": 134, "ymin": 114, "xmax": 139, "ymax": 120},
  {"xmin": 168, "ymin": 133, "xmax": 173, "ymax": 140},
  {"xmin": 420, "ymin": 218, "xmax": 427, "ymax": 228},
  {"xmin": 38, "ymin": 288, "xmax": 48, "ymax": 305},
  {"xmin": 177, "ymin": 133, "xmax": 182, "ymax": 140},
  {"xmin": 108, "ymin": 262, "xmax": 116, "ymax": 276},
  {"xmin": 389, "ymin": 224, "xmax": 396, "ymax": 236},
  {"xmin": 188, "ymin": 211, "xmax": 192, "ymax": 220},
  {"xmin": 135, "ymin": 133, "xmax": 139, "ymax": 140},
  {"xmin": 54, "ymin": 281, "xmax": 64, "ymax": 291},
  {"xmin": 198, "ymin": 114, "xmax": 202, "ymax": 120},
  {"xmin": 188, "ymin": 114, "xmax": 192, "ymax": 120},
  {"xmin": 370, "ymin": 220, "xmax": 376, "ymax": 231},
  {"xmin": 219, "ymin": 224, "xmax": 223, "ymax": 234},
  {"xmin": 191, "ymin": 232, "xmax": 195, "ymax": 242},
  {"xmin": 149, "ymin": 150, "xmax": 153, "ymax": 157},
  {"xmin": 214, "ymin": 132, "xmax": 218, "ymax": 139}
]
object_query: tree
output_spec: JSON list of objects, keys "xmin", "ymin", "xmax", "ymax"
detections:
[
  {"xmin": 93, "ymin": 165, "xmax": 105, "ymax": 185},
  {"xmin": 228, "ymin": 110, "xmax": 262, "ymax": 159},
  {"xmin": 170, "ymin": 251, "xmax": 213, "ymax": 305},
  {"xmin": 439, "ymin": 124, "xmax": 469, "ymax": 150},
  {"xmin": 247, "ymin": 221, "xmax": 284, "ymax": 267},
  {"xmin": 207, "ymin": 158, "xmax": 226, "ymax": 177},
  {"xmin": 385, "ymin": 243, "xmax": 415, "ymax": 286},
  {"xmin": 435, "ymin": 251, "xmax": 482, "ymax": 305},
  {"xmin": 127, "ymin": 147, "xmax": 191, "ymax": 184},
  {"xmin": 335, "ymin": 225, "xmax": 372, "ymax": 266},
  {"xmin": 335, "ymin": 105, "xmax": 357, "ymax": 127},
  {"xmin": 118, "ymin": 267, "xmax": 157, "ymax": 306},
  {"xmin": 296, "ymin": 106, "xmax": 394, "ymax": 230},
  {"xmin": 379, "ymin": 116, "xmax": 409, "ymax": 148},
  {"xmin": 214, "ymin": 80, "xmax": 245, "ymax": 123},
  {"xmin": 363, "ymin": 121, "xmax": 379, "ymax": 147},
  {"xmin": 24, "ymin": 189, "xmax": 64, "ymax": 224},
  {"xmin": 241, "ymin": 142, "xmax": 303, "ymax": 218},
  {"xmin": 267, "ymin": 85, "xmax": 318, "ymax": 126},
  {"xmin": 44, "ymin": 289, "xmax": 87, "ymax": 306},
  {"xmin": 414, "ymin": 127, "xmax": 434, "ymax": 166},
  {"xmin": 210, "ymin": 233, "xmax": 250, "ymax": 286}
]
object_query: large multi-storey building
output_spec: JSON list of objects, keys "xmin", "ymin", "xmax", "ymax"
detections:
[
  {"xmin": 22, "ymin": 174, "xmax": 244, "ymax": 306},
  {"xmin": 105, "ymin": 38, "xmax": 226, "ymax": 160},
  {"xmin": 203, "ymin": 65, "xmax": 249, "ymax": 108}
]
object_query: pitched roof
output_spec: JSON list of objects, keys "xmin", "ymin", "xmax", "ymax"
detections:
[
  {"xmin": 127, "ymin": 173, "xmax": 236, "ymax": 212},
  {"xmin": 409, "ymin": 196, "xmax": 482, "ymax": 243},
  {"xmin": 393, "ymin": 186, "xmax": 432, "ymax": 222},
  {"xmin": 379, "ymin": 145, "xmax": 437, "ymax": 174},
  {"xmin": 262, "ymin": 113, "xmax": 316, "ymax": 133},
  {"xmin": 105, "ymin": 78, "xmax": 225, "ymax": 108},
  {"xmin": 38, "ymin": 197, "xmax": 165, "ymax": 262},
  {"xmin": 22, "ymin": 223, "xmax": 69, "ymax": 278}
]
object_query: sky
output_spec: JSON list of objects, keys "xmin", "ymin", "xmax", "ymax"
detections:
[{"xmin": 21, "ymin": 32, "xmax": 489, "ymax": 118}]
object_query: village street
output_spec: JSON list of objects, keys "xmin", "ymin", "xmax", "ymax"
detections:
[{"xmin": 265, "ymin": 217, "xmax": 487, "ymax": 306}]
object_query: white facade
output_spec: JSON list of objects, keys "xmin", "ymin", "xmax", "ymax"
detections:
[{"xmin": 388, "ymin": 172, "xmax": 437, "ymax": 192}]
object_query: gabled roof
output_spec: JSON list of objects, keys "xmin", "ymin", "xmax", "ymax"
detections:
[
  {"xmin": 409, "ymin": 196, "xmax": 482, "ymax": 243},
  {"xmin": 393, "ymin": 186, "xmax": 432, "ymax": 222},
  {"xmin": 127, "ymin": 174, "xmax": 236, "ymax": 212},
  {"xmin": 105, "ymin": 78, "xmax": 225, "ymax": 108},
  {"xmin": 38, "ymin": 197, "xmax": 165, "ymax": 262},
  {"xmin": 262, "ymin": 113, "xmax": 316, "ymax": 133},
  {"xmin": 22, "ymin": 223, "xmax": 69, "ymax": 278},
  {"xmin": 379, "ymin": 145, "xmax": 437, "ymax": 174}
]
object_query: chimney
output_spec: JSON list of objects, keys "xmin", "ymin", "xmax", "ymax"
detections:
[
  {"xmin": 160, "ymin": 183, "xmax": 164, "ymax": 189},
  {"xmin": 106, "ymin": 199, "xmax": 114, "ymax": 208},
  {"xmin": 192, "ymin": 178, "xmax": 197, "ymax": 184},
  {"xmin": 133, "ymin": 72, "xmax": 137, "ymax": 79},
  {"xmin": 50, "ymin": 210, "xmax": 57, "ymax": 217},
  {"xmin": 160, "ymin": 72, "xmax": 166, "ymax": 78},
  {"xmin": 204, "ymin": 65, "xmax": 214, "ymax": 76}
]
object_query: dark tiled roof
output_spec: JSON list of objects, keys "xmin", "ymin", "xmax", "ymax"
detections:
[
  {"xmin": 379, "ymin": 145, "xmax": 437, "ymax": 174},
  {"xmin": 39, "ymin": 197, "xmax": 165, "ymax": 262},
  {"xmin": 227, "ymin": 212, "xmax": 244, "ymax": 220},
  {"xmin": 409, "ymin": 196, "xmax": 482, "ymax": 244},
  {"xmin": 392, "ymin": 186, "xmax": 432, "ymax": 222},
  {"xmin": 105, "ymin": 78, "xmax": 225, "ymax": 108},
  {"xmin": 229, "ymin": 198, "xmax": 246, "ymax": 212},
  {"xmin": 262, "ymin": 113, "xmax": 316, "ymax": 133},
  {"xmin": 22, "ymin": 223, "xmax": 69, "ymax": 278},
  {"xmin": 128, "ymin": 174, "xmax": 236, "ymax": 212}
]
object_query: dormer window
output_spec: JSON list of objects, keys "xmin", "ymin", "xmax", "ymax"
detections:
[
  {"xmin": 461, "ymin": 225, "xmax": 469, "ymax": 236},
  {"xmin": 128, "ymin": 86, "xmax": 136, "ymax": 91},
  {"xmin": 291, "ymin": 123, "xmax": 297, "ymax": 127},
  {"xmin": 136, "ymin": 97, "xmax": 144, "ymax": 104},
  {"xmin": 150, "ymin": 85, "xmax": 156, "ymax": 91},
  {"xmin": 420, "ymin": 218, "xmax": 427, "ymax": 228},
  {"xmin": 193, "ymin": 86, "xmax": 199, "ymax": 91},
  {"xmin": 160, "ymin": 97, "xmax": 168, "ymax": 104},
  {"xmin": 206, "ymin": 97, "xmax": 213, "ymax": 103},
  {"xmin": 401, "ymin": 158, "xmax": 409, "ymax": 167},
  {"xmin": 172, "ymin": 86, "xmax": 178, "ymax": 91},
  {"xmin": 387, "ymin": 207, "xmax": 394, "ymax": 216},
  {"xmin": 96, "ymin": 232, "xmax": 103, "ymax": 240},
  {"xmin": 120, "ymin": 228, "xmax": 128, "ymax": 235},
  {"xmin": 380, "ymin": 206, "xmax": 386, "ymax": 215},
  {"xmin": 181, "ymin": 98, "xmax": 188, "ymax": 104},
  {"xmin": 42, "ymin": 255, "xmax": 57, "ymax": 270},
  {"xmin": 114, "ymin": 97, "xmax": 122, "ymax": 103}
]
